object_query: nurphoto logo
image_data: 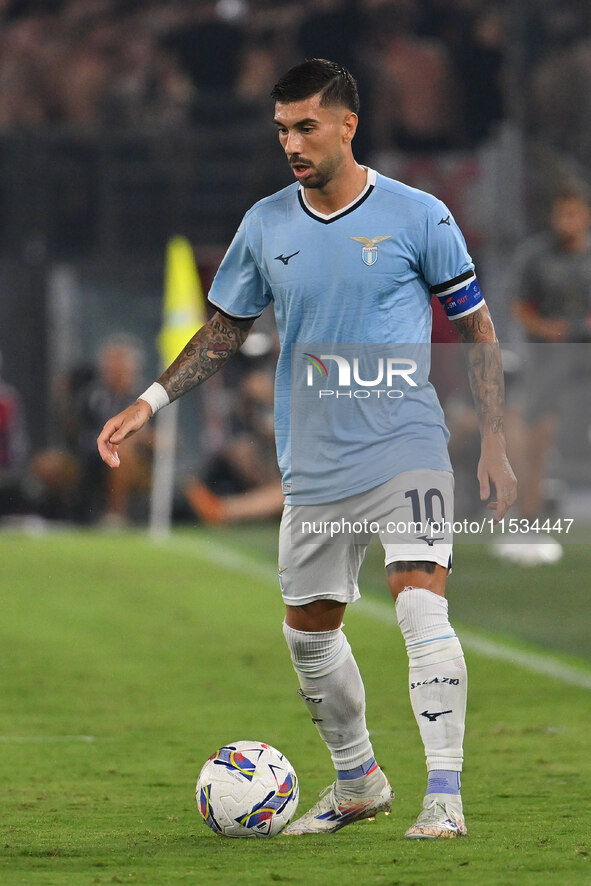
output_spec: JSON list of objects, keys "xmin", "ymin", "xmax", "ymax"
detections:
[{"xmin": 303, "ymin": 352, "xmax": 418, "ymax": 399}]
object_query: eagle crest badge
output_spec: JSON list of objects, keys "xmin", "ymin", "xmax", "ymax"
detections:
[{"xmin": 350, "ymin": 235, "xmax": 392, "ymax": 266}]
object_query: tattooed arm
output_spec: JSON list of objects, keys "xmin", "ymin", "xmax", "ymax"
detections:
[
  {"xmin": 97, "ymin": 312, "xmax": 254, "ymax": 467},
  {"xmin": 452, "ymin": 304, "xmax": 517, "ymax": 521},
  {"xmin": 159, "ymin": 312, "xmax": 253, "ymax": 402}
]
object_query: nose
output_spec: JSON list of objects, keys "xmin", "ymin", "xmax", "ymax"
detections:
[{"xmin": 284, "ymin": 130, "xmax": 302, "ymax": 156}]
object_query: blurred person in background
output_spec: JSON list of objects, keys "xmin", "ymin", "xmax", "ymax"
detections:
[
  {"xmin": 47, "ymin": 7, "xmax": 116, "ymax": 127},
  {"xmin": 530, "ymin": 5, "xmax": 591, "ymax": 167},
  {"xmin": 160, "ymin": 0, "xmax": 246, "ymax": 101},
  {"xmin": 0, "ymin": 350, "xmax": 29, "ymax": 517},
  {"xmin": 185, "ymin": 365, "xmax": 283, "ymax": 524},
  {"xmin": 30, "ymin": 334, "xmax": 152, "ymax": 526},
  {"xmin": 503, "ymin": 184, "xmax": 591, "ymax": 563},
  {"xmin": 363, "ymin": 0, "xmax": 461, "ymax": 154},
  {"xmin": 0, "ymin": 11, "xmax": 56, "ymax": 127},
  {"xmin": 98, "ymin": 11, "xmax": 196, "ymax": 130},
  {"xmin": 415, "ymin": 0, "xmax": 506, "ymax": 147},
  {"xmin": 75, "ymin": 334, "xmax": 153, "ymax": 526}
]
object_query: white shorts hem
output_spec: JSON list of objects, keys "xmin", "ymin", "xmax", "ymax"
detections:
[
  {"xmin": 281, "ymin": 590, "xmax": 361, "ymax": 608},
  {"xmin": 384, "ymin": 548, "xmax": 452, "ymax": 570}
]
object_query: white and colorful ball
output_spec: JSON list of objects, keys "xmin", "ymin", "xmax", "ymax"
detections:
[{"xmin": 195, "ymin": 741, "xmax": 299, "ymax": 838}]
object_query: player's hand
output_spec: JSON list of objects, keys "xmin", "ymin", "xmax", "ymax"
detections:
[
  {"xmin": 97, "ymin": 399, "xmax": 153, "ymax": 468},
  {"xmin": 477, "ymin": 437, "xmax": 517, "ymax": 523}
]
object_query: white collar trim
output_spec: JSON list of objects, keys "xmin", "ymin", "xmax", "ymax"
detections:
[{"xmin": 299, "ymin": 167, "xmax": 376, "ymax": 220}]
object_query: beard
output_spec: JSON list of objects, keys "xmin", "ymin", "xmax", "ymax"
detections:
[
  {"xmin": 290, "ymin": 152, "xmax": 343, "ymax": 190},
  {"xmin": 300, "ymin": 170, "xmax": 330, "ymax": 190}
]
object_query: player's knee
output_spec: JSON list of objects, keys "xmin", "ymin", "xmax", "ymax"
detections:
[
  {"xmin": 386, "ymin": 561, "xmax": 446, "ymax": 600},
  {"xmin": 284, "ymin": 599, "xmax": 346, "ymax": 632}
]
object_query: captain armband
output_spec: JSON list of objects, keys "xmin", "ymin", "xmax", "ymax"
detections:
[
  {"xmin": 431, "ymin": 272, "xmax": 485, "ymax": 320},
  {"xmin": 138, "ymin": 382, "xmax": 170, "ymax": 416}
]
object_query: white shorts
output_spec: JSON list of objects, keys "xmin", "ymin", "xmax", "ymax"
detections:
[{"xmin": 278, "ymin": 469, "xmax": 454, "ymax": 607}]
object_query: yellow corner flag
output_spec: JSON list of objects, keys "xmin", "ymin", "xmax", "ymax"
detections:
[{"xmin": 157, "ymin": 235, "xmax": 207, "ymax": 369}]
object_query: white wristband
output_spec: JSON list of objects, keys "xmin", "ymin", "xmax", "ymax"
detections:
[{"xmin": 138, "ymin": 382, "xmax": 170, "ymax": 416}]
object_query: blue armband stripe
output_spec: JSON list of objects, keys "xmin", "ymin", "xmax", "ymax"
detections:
[{"xmin": 436, "ymin": 276, "xmax": 484, "ymax": 319}]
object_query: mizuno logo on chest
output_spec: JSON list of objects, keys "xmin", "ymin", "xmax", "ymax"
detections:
[
  {"xmin": 350, "ymin": 235, "xmax": 392, "ymax": 265},
  {"xmin": 274, "ymin": 251, "xmax": 300, "ymax": 265}
]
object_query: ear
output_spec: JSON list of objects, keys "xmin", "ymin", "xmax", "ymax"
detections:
[{"xmin": 342, "ymin": 111, "xmax": 358, "ymax": 144}]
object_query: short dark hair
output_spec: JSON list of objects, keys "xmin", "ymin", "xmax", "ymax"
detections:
[
  {"xmin": 271, "ymin": 58, "xmax": 360, "ymax": 114},
  {"xmin": 553, "ymin": 182, "xmax": 591, "ymax": 207}
]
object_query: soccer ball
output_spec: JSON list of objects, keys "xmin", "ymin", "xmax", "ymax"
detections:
[{"xmin": 195, "ymin": 741, "xmax": 299, "ymax": 838}]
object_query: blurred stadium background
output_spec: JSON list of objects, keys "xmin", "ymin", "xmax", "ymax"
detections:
[{"xmin": 0, "ymin": 0, "xmax": 590, "ymax": 530}]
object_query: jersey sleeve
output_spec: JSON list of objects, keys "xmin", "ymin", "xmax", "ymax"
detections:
[
  {"xmin": 420, "ymin": 200, "xmax": 484, "ymax": 321},
  {"xmin": 208, "ymin": 218, "xmax": 272, "ymax": 319}
]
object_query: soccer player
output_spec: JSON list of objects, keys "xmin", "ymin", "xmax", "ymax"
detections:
[{"xmin": 97, "ymin": 59, "xmax": 516, "ymax": 839}]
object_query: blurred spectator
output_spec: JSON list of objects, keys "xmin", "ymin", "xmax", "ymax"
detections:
[
  {"xmin": 185, "ymin": 365, "xmax": 283, "ymax": 524},
  {"xmin": 298, "ymin": 0, "xmax": 359, "ymax": 68},
  {"xmin": 24, "ymin": 363, "xmax": 93, "ymax": 522},
  {"xmin": 512, "ymin": 186, "xmax": 591, "ymax": 347},
  {"xmin": 0, "ymin": 14, "xmax": 55, "ymax": 127},
  {"xmin": 363, "ymin": 1, "xmax": 462, "ymax": 153},
  {"xmin": 29, "ymin": 334, "xmax": 152, "ymax": 525},
  {"xmin": 100, "ymin": 17, "xmax": 195, "ymax": 129},
  {"xmin": 161, "ymin": 1, "xmax": 246, "ymax": 97},
  {"xmin": 235, "ymin": 36, "xmax": 283, "ymax": 107},
  {"xmin": 48, "ymin": 12, "xmax": 116, "ymax": 127},
  {"xmin": 26, "ymin": 447, "xmax": 81, "ymax": 522},
  {"xmin": 449, "ymin": 4, "xmax": 506, "ymax": 146},
  {"xmin": 504, "ymin": 185, "xmax": 591, "ymax": 557},
  {"xmin": 74, "ymin": 333, "xmax": 153, "ymax": 525},
  {"xmin": 0, "ymin": 349, "xmax": 29, "ymax": 516},
  {"xmin": 531, "ymin": 35, "xmax": 591, "ymax": 167},
  {"xmin": 416, "ymin": 0, "xmax": 506, "ymax": 146}
]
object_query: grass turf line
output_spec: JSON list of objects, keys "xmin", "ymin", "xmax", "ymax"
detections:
[{"xmin": 0, "ymin": 528, "xmax": 589, "ymax": 885}]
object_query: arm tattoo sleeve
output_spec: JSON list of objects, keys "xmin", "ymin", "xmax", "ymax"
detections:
[
  {"xmin": 452, "ymin": 306, "xmax": 506, "ymax": 436},
  {"xmin": 158, "ymin": 312, "xmax": 253, "ymax": 403}
]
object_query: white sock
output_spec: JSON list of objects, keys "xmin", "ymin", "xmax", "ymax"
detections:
[
  {"xmin": 395, "ymin": 587, "xmax": 467, "ymax": 775},
  {"xmin": 282, "ymin": 622, "xmax": 375, "ymax": 781}
]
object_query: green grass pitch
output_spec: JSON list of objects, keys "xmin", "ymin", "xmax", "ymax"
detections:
[{"xmin": 1, "ymin": 526, "xmax": 590, "ymax": 885}]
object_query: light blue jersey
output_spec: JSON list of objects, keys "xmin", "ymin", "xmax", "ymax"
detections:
[{"xmin": 208, "ymin": 169, "xmax": 483, "ymax": 504}]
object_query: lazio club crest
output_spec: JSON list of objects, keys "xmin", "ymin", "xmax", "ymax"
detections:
[{"xmin": 350, "ymin": 235, "xmax": 392, "ymax": 266}]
